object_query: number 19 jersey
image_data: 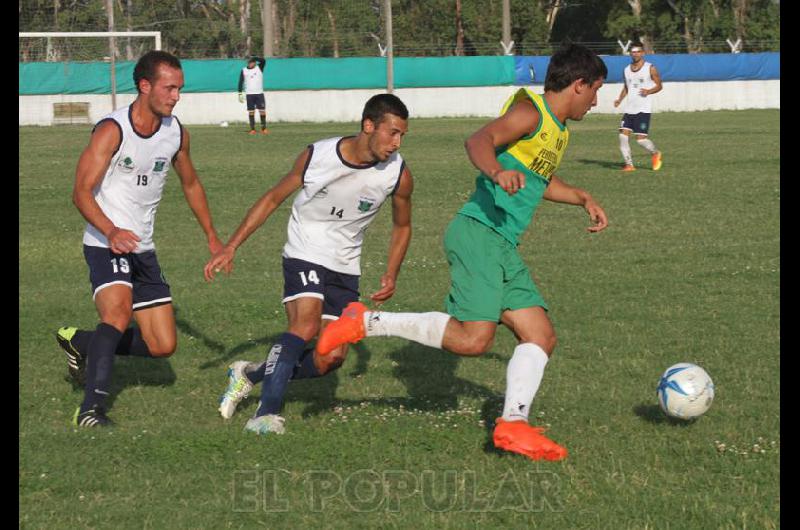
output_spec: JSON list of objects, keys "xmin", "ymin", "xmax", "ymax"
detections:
[
  {"xmin": 82, "ymin": 105, "xmax": 182, "ymax": 252},
  {"xmin": 282, "ymin": 136, "xmax": 405, "ymax": 276}
]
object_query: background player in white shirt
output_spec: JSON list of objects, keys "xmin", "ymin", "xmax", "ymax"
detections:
[
  {"xmin": 55, "ymin": 51, "xmax": 228, "ymax": 427},
  {"xmin": 205, "ymin": 94, "xmax": 414, "ymax": 436},
  {"xmin": 238, "ymin": 56, "xmax": 269, "ymax": 135},
  {"xmin": 613, "ymin": 42, "xmax": 664, "ymax": 171}
]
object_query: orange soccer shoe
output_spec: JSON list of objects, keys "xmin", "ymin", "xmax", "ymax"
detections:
[
  {"xmin": 651, "ymin": 151, "xmax": 663, "ymax": 171},
  {"xmin": 493, "ymin": 418, "xmax": 568, "ymax": 462},
  {"xmin": 621, "ymin": 164, "xmax": 636, "ymax": 172},
  {"xmin": 316, "ymin": 301, "xmax": 368, "ymax": 355},
  {"xmin": 248, "ymin": 129, "xmax": 257, "ymax": 136}
]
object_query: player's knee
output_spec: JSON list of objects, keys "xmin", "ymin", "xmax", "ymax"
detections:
[
  {"xmin": 316, "ymin": 353, "xmax": 345, "ymax": 374},
  {"xmin": 290, "ymin": 322, "xmax": 321, "ymax": 342},
  {"xmin": 101, "ymin": 308, "xmax": 132, "ymax": 332},
  {"xmin": 149, "ymin": 337, "xmax": 177, "ymax": 358},
  {"xmin": 457, "ymin": 335, "xmax": 494, "ymax": 356}
]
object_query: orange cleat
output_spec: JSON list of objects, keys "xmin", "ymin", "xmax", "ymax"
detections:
[
  {"xmin": 621, "ymin": 164, "xmax": 636, "ymax": 172},
  {"xmin": 261, "ymin": 128, "xmax": 270, "ymax": 135},
  {"xmin": 316, "ymin": 301, "xmax": 368, "ymax": 355},
  {"xmin": 248, "ymin": 129, "xmax": 257, "ymax": 135},
  {"xmin": 651, "ymin": 151, "xmax": 663, "ymax": 171},
  {"xmin": 493, "ymin": 418, "xmax": 568, "ymax": 461}
]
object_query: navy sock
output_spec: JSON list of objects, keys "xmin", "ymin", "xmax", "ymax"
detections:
[
  {"xmin": 260, "ymin": 115, "xmax": 267, "ymax": 128},
  {"xmin": 291, "ymin": 348, "xmax": 322, "ymax": 379},
  {"xmin": 255, "ymin": 333, "xmax": 306, "ymax": 416},
  {"xmin": 248, "ymin": 114, "xmax": 255, "ymax": 129},
  {"xmin": 245, "ymin": 362, "xmax": 265, "ymax": 384},
  {"xmin": 81, "ymin": 323, "xmax": 122, "ymax": 412},
  {"xmin": 115, "ymin": 327, "xmax": 152, "ymax": 357},
  {"xmin": 70, "ymin": 330, "xmax": 92, "ymax": 355},
  {"xmin": 244, "ymin": 347, "xmax": 321, "ymax": 383}
]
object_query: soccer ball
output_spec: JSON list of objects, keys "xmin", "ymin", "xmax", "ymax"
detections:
[{"xmin": 656, "ymin": 363, "xmax": 715, "ymax": 420}]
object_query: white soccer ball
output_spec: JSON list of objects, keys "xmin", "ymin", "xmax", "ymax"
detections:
[
  {"xmin": 219, "ymin": 121, "xmax": 229, "ymax": 127},
  {"xmin": 656, "ymin": 363, "xmax": 715, "ymax": 420}
]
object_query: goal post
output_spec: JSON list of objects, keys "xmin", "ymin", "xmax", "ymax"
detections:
[{"xmin": 19, "ymin": 31, "xmax": 161, "ymax": 125}]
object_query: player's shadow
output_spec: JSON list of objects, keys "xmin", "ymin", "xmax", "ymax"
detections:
[
  {"xmin": 575, "ymin": 158, "xmax": 625, "ymax": 170},
  {"xmin": 72, "ymin": 356, "xmax": 178, "ymax": 412},
  {"xmin": 633, "ymin": 404, "xmax": 696, "ymax": 427}
]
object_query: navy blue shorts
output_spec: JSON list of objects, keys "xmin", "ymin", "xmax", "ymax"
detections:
[
  {"xmin": 620, "ymin": 113, "xmax": 652, "ymax": 135},
  {"xmin": 282, "ymin": 257, "xmax": 359, "ymax": 320},
  {"xmin": 83, "ymin": 245, "xmax": 172, "ymax": 311},
  {"xmin": 246, "ymin": 93, "xmax": 266, "ymax": 111}
]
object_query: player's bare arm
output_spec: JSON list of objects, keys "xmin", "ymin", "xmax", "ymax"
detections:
[
  {"xmin": 465, "ymin": 100, "xmax": 541, "ymax": 196},
  {"xmin": 172, "ymin": 127, "xmax": 227, "ymax": 268},
  {"xmin": 203, "ymin": 147, "xmax": 309, "ymax": 281},
  {"xmin": 73, "ymin": 120, "xmax": 141, "ymax": 254},
  {"xmin": 641, "ymin": 65, "xmax": 663, "ymax": 97},
  {"xmin": 614, "ymin": 84, "xmax": 628, "ymax": 107},
  {"xmin": 543, "ymin": 175, "xmax": 608, "ymax": 233},
  {"xmin": 371, "ymin": 166, "xmax": 414, "ymax": 304}
]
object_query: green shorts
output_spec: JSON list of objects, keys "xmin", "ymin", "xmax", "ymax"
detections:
[{"xmin": 444, "ymin": 214, "xmax": 547, "ymax": 322}]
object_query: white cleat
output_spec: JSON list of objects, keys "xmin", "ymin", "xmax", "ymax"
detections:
[
  {"xmin": 244, "ymin": 414, "xmax": 286, "ymax": 435},
  {"xmin": 218, "ymin": 361, "xmax": 255, "ymax": 419}
]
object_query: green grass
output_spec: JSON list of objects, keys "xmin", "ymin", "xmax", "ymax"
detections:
[{"xmin": 19, "ymin": 110, "xmax": 779, "ymax": 529}]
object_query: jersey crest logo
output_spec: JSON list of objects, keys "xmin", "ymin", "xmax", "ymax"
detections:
[
  {"xmin": 539, "ymin": 131, "xmax": 549, "ymax": 142},
  {"xmin": 153, "ymin": 158, "xmax": 167, "ymax": 173},
  {"xmin": 118, "ymin": 156, "xmax": 135, "ymax": 173},
  {"xmin": 314, "ymin": 187, "xmax": 329, "ymax": 198},
  {"xmin": 357, "ymin": 196, "xmax": 376, "ymax": 213}
]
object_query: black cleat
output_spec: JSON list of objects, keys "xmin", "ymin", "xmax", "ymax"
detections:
[
  {"xmin": 56, "ymin": 327, "xmax": 86, "ymax": 386},
  {"xmin": 72, "ymin": 405, "xmax": 113, "ymax": 427}
]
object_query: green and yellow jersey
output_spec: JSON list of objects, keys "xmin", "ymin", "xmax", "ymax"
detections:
[{"xmin": 458, "ymin": 88, "xmax": 569, "ymax": 246}]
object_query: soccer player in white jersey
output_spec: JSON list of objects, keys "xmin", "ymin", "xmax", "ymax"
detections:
[
  {"xmin": 55, "ymin": 51, "xmax": 228, "ymax": 427},
  {"xmin": 238, "ymin": 56, "xmax": 269, "ymax": 135},
  {"xmin": 205, "ymin": 94, "xmax": 413, "ymax": 436},
  {"xmin": 613, "ymin": 42, "xmax": 664, "ymax": 172}
]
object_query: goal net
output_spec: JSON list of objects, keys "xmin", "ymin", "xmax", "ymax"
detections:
[{"xmin": 19, "ymin": 31, "xmax": 161, "ymax": 63}]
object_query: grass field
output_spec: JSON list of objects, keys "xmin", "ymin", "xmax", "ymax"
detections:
[{"xmin": 19, "ymin": 109, "xmax": 779, "ymax": 528}]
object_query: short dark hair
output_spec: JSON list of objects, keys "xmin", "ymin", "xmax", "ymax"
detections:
[
  {"xmin": 544, "ymin": 44, "xmax": 608, "ymax": 92},
  {"xmin": 133, "ymin": 51, "xmax": 182, "ymax": 93},
  {"xmin": 361, "ymin": 93, "xmax": 409, "ymax": 129},
  {"xmin": 630, "ymin": 41, "xmax": 645, "ymax": 50}
]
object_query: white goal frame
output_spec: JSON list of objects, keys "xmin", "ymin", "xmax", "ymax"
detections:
[{"xmin": 19, "ymin": 31, "xmax": 161, "ymax": 111}]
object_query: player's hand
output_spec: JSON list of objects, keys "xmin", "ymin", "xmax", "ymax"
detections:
[
  {"xmin": 207, "ymin": 235, "xmax": 233, "ymax": 275},
  {"xmin": 238, "ymin": 92, "xmax": 245, "ymax": 103},
  {"xmin": 638, "ymin": 88, "xmax": 649, "ymax": 97},
  {"xmin": 204, "ymin": 245, "xmax": 235, "ymax": 282},
  {"xmin": 584, "ymin": 200, "xmax": 608, "ymax": 233},
  {"xmin": 491, "ymin": 169, "xmax": 526, "ymax": 196},
  {"xmin": 613, "ymin": 99, "xmax": 621, "ymax": 107},
  {"xmin": 369, "ymin": 273, "xmax": 397, "ymax": 305},
  {"xmin": 107, "ymin": 227, "xmax": 140, "ymax": 254}
]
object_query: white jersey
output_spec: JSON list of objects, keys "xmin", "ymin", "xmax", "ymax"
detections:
[
  {"xmin": 83, "ymin": 105, "xmax": 182, "ymax": 252},
  {"xmin": 623, "ymin": 61, "xmax": 656, "ymax": 114},
  {"xmin": 241, "ymin": 65, "xmax": 264, "ymax": 95},
  {"xmin": 283, "ymin": 136, "xmax": 405, "ymax": 275}
]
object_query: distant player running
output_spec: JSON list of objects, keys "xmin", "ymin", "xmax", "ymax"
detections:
[
  {"xmin": 205, "ymin": 94, "xmax": 414, "ymax": 436},
  {"xmin": 238, "ymin": 55, "xmax": 269, "ymax": 135},
  {"xmin": 317, "ymin": 44, "xmax": 609, "ymax": 461},
  {"xmin": 55, "ymin": 51, "xmax": 228, "ymax": 427},
  {"xmin": 614, "ymin": 42, "xmax": 663, "ymax": 171}
]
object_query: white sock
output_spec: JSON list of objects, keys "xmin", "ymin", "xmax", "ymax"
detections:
[
  {"xmin": 501, "ymin": 343, "xmax": 549, "ymax": 422},
  {"xmin": 363, "ymin": 311, "xmax": 450, "ymax": 349},
  {"xmin": 619, "ymin": 133, "xmax": 633, "ymax": 165},
  {"xmin": 636, "ymin": 137, "xmax": 657, "ymax": 154}
]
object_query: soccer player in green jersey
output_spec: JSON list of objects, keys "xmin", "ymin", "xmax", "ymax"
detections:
[{"xmin": 317, "ymin": 44, "xmax": 609, "ymax": 461}]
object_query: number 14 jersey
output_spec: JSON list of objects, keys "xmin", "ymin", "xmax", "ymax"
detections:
[{"xmin": 282, "ymin": 136, "xmax": 405, "ymax": 276}]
